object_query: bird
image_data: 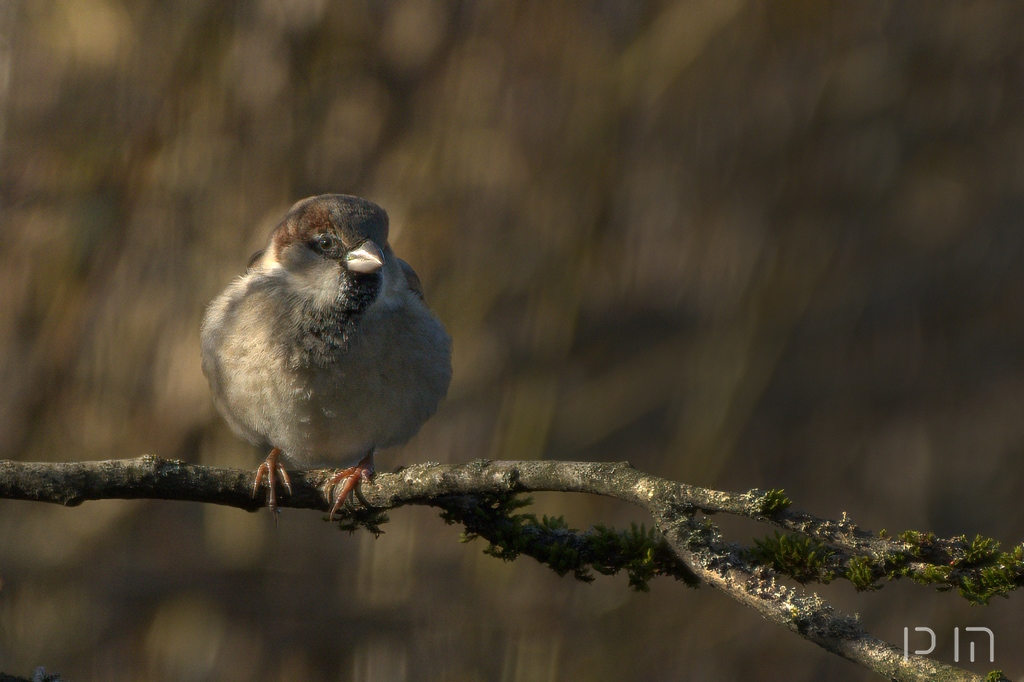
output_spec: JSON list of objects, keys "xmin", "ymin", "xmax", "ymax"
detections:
[{"xmin": 200, "ymin": 194, "xmax": 452, "ymax": 519}]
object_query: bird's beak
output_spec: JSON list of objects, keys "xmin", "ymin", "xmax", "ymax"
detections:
[{"xmin": 344, "ymin": 240, "xmax": 385, "ymax": 273}]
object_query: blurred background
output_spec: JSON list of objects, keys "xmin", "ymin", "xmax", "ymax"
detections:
[{"xmin": 1, "ymin": 0, "xmax": 1023, "ymax": 680}]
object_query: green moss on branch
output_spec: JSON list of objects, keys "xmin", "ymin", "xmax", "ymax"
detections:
[{"xmin": 435, "ymin": 492, "xmax": 699, "ymax": 591}]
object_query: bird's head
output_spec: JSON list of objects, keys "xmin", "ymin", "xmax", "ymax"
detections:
[{"xmin": 259, "ymin": 194, "xmax": 390, "ymax": 310}]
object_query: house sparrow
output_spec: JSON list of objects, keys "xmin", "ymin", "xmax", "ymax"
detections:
[{"xmin": 201, "ymin": 195, "xmax": 452, "ymax": 518}]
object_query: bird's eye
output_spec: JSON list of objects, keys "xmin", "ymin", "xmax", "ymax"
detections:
[{"xmin": 314, "ymin": 234, "xmax": 336, "ymax": 252}]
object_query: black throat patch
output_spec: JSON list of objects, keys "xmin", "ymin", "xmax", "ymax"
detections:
[{"xmin": 292, "ymin": 271, "xmax": 381, "ymax": 367}]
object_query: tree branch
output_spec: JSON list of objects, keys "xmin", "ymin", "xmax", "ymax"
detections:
[{"xmin": 0, "ymin": 457, "xmax": 1007, "ymax": 682}]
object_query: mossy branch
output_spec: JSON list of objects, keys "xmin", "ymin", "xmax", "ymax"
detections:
[
  {"xmin": 435, "ymin": 492, "xmax": 698, "ymax": 591},
  {"xmin": 0, "ymin": 457, "xmax": 1013, "ymax": 682},
  {"xmin": 748, "ymin": 528, "xmax": 1024, "ymax": 605}
]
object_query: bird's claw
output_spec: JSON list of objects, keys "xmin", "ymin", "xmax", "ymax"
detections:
[
  {"xmin": 325, "ymin": 451, "xmax": 375, "ymax": 520},
  {"xmin": 252, "ymin": 447, "xmax": 292, "ymax": 517}
]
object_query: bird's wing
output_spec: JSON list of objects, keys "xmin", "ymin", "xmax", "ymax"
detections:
[{"xmin": 399, "ymin": 258, "xmax": 425, "ymax": 301}]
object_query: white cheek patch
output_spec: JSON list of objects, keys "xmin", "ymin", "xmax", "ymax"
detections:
[
  {"xmin": 287, "ymin": 259, "xmax": 344, "ymax": 308},
  {"xmin": 266, "ymin": 243, "xmax": 344, "ymax": 308}
]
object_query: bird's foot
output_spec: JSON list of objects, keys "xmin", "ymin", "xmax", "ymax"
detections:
[
  {"xmin": 253, "ymin": 447, "xmax": 292, "ymax": 517},
  {"xmin": 325, "ymin": 451, "xmax": 376, "ymax": 520}
]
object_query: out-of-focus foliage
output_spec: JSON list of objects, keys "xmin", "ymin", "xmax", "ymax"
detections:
[{"xmin": 1, "ymin": 1, "xmax": 1024, "ymax": 680}]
